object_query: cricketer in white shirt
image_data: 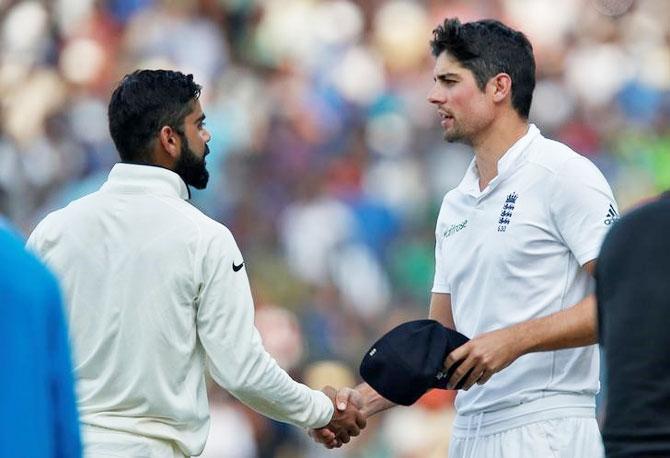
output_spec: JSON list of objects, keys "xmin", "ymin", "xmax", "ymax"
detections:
[
  {"xmin": 27, "ymin": 163, "xmax": 335, "ymax": 457},
  {"xmin": 311, "ymin": 17, "xmax": 616, "ymax": 457},
  {"xmin": 433, "ymin": 124, "xmax": 617, "ymax": 438}
]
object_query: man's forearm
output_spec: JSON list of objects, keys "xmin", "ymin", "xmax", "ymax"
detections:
[
  {"xmin": 355, "ymin": 382, "xmax": 395, "ymax": 418},
  {"xmin": 513, "ymin": 293, "xmax": 598, "ymax": 355},
  {"xmin": 510, "ymin": 259, "xmax": 598, "ymax": 355},
  {"xmin": 444, "ymin": 292, "xmax": 599, "ymax": 389}
]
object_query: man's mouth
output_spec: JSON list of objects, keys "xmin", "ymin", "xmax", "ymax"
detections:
[{"xmin": 439, "ymin": 111, "xmax": 454, "ymax": 128}]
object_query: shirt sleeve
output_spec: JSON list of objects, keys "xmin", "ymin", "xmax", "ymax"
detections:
[
  {"xmin": 432, "ymin": 202, "xmax": 451, "ymax": 294},
  {"xmin": 549, "ymin": 155, "xmax": 618, "ymax": 266},
  {"xmin": 195, "ymin": 228, "xmax": 334, "ymax": 430}
]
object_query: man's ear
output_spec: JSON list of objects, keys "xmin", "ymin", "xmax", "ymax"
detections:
[
  {"xmin": 489, "ymin": 73, "xmax": 512, "ymax": 104},
  {"xmin": 158, "ymin": 125, "xmax": 181, "ymax": 161}
]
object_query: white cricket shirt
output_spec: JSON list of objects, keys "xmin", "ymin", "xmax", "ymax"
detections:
[
  {"xmin": 27, "ymin": 164, "xmax": 334, "ymax": 456},
  {"xmin": 432, "ymin": 124, "xmax": 617, "ymax": 416}
]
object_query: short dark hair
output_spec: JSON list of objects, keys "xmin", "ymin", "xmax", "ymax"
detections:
[
  {"xmin": 430, "ymin": 18, "xmax": 536, "ymax": 119},
  {"xmin": 108, "ymin": 70, "xmax": 202, "ymax": 163}
]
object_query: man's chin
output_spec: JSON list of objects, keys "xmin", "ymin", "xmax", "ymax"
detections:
[
  {"xmin": 180, "ymin": 167, "xmax": 209, "ymax": 189},
  {"xmin": 444, "ymin": 129, "xmax": 470, "ymax": 144},
  {"xmin": 444, "ymin": 132, "xmax": 461, "ymax": 143},
  {"xmin": 188, "ymin": 172, "xmax": 209, "ymax": 189}
]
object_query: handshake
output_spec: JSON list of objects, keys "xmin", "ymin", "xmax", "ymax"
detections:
[
  {"xmin": 308, "ymin": 320, "xmax": 472, "ymax": 449},
  {"xmin": 310, "ymin": 385, "xmax": 367, "ymax": 449}
]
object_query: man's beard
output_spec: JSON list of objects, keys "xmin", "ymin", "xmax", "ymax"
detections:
[
  {"xmin": 443, "ymin": 123, "xmax": 467, "ymax": 144},
  {"xmin": 174, "ymin": 137, "xmax": 209, "ymax": 189},
  {"xmin": 444, "ymin": 125, "xmax": 476, "ymax": 146}
]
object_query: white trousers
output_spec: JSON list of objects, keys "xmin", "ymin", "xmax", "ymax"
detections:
[{"xmin": 448, "ymin": 416, "xmax": 604, "ymax": 458}]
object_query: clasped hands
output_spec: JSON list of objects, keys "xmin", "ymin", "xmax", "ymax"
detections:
[
  {"xmin": 310, "ymin": 386, "xmax": 366, "ymax": 449},
  {"xmin": 309, "ymin": 328, "xmax": 522, "ymax": 448}
]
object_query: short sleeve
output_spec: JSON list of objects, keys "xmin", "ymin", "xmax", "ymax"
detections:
[
  {"xmin": 549, "ymin": 155, "xmax": 618, "ymax": 266},
  {"xmin": 432, "ymin": 203, "xmax": 451, "ymax": 294}
]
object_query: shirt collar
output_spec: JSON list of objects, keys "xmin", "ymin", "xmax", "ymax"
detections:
[
  {"xmin": 101, "ymin": 163, "xmax": 190, "ymax": 200},
  {"xmin": 458, "ymin": 123, "xmax": 540, "ymax": 197}
]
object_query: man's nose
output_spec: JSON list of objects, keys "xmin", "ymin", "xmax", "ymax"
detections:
[{"xmin": 427, "ymin": 85, "xmax": 443, "ymax": 105}]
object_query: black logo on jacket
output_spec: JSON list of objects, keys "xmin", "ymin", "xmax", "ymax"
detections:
[{"xmin": 498, "ymin": 193, "xmax": 518, "ymax": 232}]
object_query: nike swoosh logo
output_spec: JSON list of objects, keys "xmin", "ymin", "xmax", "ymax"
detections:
[{"xmin": 232, "ymin": 261, "xmax": 244, "ymax": 272}]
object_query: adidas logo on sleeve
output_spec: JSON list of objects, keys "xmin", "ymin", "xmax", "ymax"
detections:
[{"xmin": 604, "ymin": 204, "xmax": 619, "ymax": 225}]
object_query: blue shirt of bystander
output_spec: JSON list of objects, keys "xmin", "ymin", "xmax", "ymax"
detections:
[{"xmin": 0, "ymin": 221, "xmax": 81, "ymax": 457}]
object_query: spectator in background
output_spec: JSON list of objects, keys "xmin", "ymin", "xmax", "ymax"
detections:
[
  {"xmin": 27, "ymin": 69, "xmax": 364, "ymax": 457},
  {"xmin": 597, "ymin": 191, "xmax": 670, "ymax": 457},
  {"xmin": 0, "ymin": 221, "xmax": 81, "ymax": 457}
]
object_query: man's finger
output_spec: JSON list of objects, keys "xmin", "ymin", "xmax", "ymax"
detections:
[
  {"xmin": 309, "ymin": 428, "xmax": 337, "ymax": 448},
  {"xmin": 313, "ymin": 428, "xmax": 336, "ymax": 442},
  {"xmin": 310, "ymin": 428, "xmax": 341, "ymax": 449},
  {"xmin": 461, "ymin": 368, "xmax": 484, "ymax": 391},
  {"xmin": 337, "ymin": 432, "xmax": 351, "ymax": 444},
  {"xmin": 477, "ymin": 370, "xmax": 493, "ymax": 385},
  {"xmin": 445, "ymin": 346, "xmax": 466, "ymax": 370},
  {"xmin": 327, "ymin": 438, "xmax": 342, "ymax": 449},
  {"xmin": 322, "ymin": 385, "xmax": 336, "ymax": 400},
  {"xmin": 327, "ymin": 434, "xmax": 342, "ymax": 448},
  {"xmin": 316, "ymin": 428, "xmax": 335, "ymax": 440},
  {"xmin": 447, "ymin": 356, "xmax": 475, "ymax": 389},
  {"xmin": 319, "ymin": 428, "xmax": 341, "ymax": 448},
  {"xmin": 355, "ymin": 412, "xmax": 367, "ymax": 429}
]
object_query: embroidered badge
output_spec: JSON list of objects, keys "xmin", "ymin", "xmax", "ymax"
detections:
[{"xmin": 498, "ymin": 193, "xmax": 518, "ymax": 232}]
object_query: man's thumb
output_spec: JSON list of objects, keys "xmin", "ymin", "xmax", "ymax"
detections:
[{"xmin": 336, "ymin": 387, "xmax": 362, "ymax": 411}]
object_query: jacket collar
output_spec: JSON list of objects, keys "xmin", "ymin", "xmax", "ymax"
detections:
[{"xmin": 102, "ymin": 163, "xmax": 190, "ymax": 200}]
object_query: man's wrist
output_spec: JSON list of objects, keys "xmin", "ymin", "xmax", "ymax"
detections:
[
  {"xmin": 504, "ymin": 321, "xmax": 534, "ymax": 359},
  {"xmin": 357, "ymin": 385, "xmax": 394, "ymax": 418}
]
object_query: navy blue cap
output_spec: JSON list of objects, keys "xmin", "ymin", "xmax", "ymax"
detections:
[{"xmin": 359, "ymin": 319, "xmax": 470, "ymax": 406}]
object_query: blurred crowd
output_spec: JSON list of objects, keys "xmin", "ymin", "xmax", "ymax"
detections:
[{"xmin": 1, "ymin": 0, "xmax": 668, "ymax": 456}]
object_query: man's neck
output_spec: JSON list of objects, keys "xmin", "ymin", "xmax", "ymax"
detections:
[{"xmin": 472, "ymin": 117, "xmax": 529, "ymax": 191}]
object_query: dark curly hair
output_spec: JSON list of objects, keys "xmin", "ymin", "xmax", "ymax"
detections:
[
  {"xmin": 430, "ymin": 18, "xmax": 535, "ymax": 119},
  {"xmin": 108, "ymin": 70, "xmax": 202, "ymax": 163}
]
